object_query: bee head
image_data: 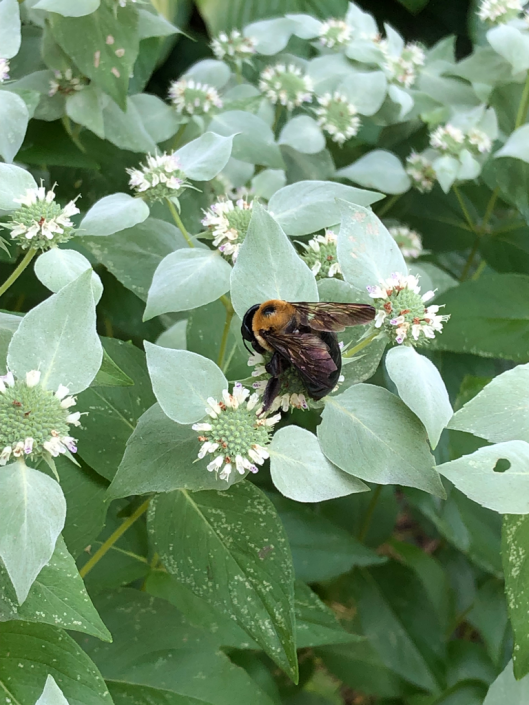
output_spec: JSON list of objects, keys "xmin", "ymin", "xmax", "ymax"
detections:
[{"xmin": 241, "ymin": 304, "xmax": 263, "ymax": 353}]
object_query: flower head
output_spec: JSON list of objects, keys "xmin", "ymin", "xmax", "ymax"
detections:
[
  {"xmin": 0, "ymin": 371, "xmax": 81, "ymax": 466},
  {"xmin": 201, "ymin": 197, "xmax": 253, "ymax": 263},
  {"xmin": 0, "ymin": 58, "xmax": 9, "ymax": 83},
  {"xmin": 168, "ymin": 78, "xmax": 223, "ymax": 116},
  {"xmin": 467, "ymin": 128, "xmax": 493, "ymax": 155},
  {"xmin": 430, "ymin": 124, "xmax": 493, "ymax": 157},
  {"xmin": 478, "ymin": 0, "xmax": 523, "ymax": 24},
  {"xmin": 127, "ymin": 152, "xmax": 188, "ymax": 203},
  {"xmin": 211, "ymin": 30, "xmax": 256, "ymax": 65},
  {"xmin": 388, "ymin": 225, "xmax": 423, "ymax": 260},
  {"xmin": 381, "ymin": 41, "xmax": 425, "ymax": 89},
  {"xmin": 192, "ymin": 383, "xmax": 280, "ymax": 482},
  {"xmin": 299, "ymin": 230, "xmax": 342, "ymax": 279},
  {"xmin": 315, "ymin": 92, "xmax": 361, "ymax": 145},
  {"xmin": 259, "ymin": 63, "xmax": 313, "ymax": 111},
  {"xmin": 2, "ymin": 186, "xmax": 79, "ymax": 251},
  {"xmin": 319, "ymin": 19, "xmax": 352, "ymax": 49},
  {"xmin": 48, "ymin": 68, "xmax": 87, "ymax": 97},
  {"xmin": 406, "ymin": 152, "xmax": 436, "ymax": 193},
  {"xmin": 367, "ymin": 273, "xmax": 449, "ymax": 345}
]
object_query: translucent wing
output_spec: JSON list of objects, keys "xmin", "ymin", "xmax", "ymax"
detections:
[
  {"xmin": 263, "ymin": 330, "xmax": 338, "ymax": 387},
  {"xmin": 293, "ymin": 302, "xmax": 375, "ymax": 332}
]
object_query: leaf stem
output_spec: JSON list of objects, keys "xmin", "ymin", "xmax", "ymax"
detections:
[
  {"xmin": 482, "ymin": 187, "xmax": 499, "ymax": 231},
  {"xmin": 342, "ymin": 331, "xmax": 379, "ymax": 359},
  {"xmin": 61, "ymin": 115, "xmax": 86, "ymax": 153},
  {"xmin": 460, "ymin": 236, "xmax": 480, "ymax": 282},
  {"xmin": 453, "ymin": 185, "xmax": 478, "ymax": 236},
  {"xmin": 79, "ymin": 498, "xmax": 151, "ymax": 579},
  {"xmin": 165, "ymin": 198, "xmax": 195, "ymax": 248},
  {"xmin": 515, "ymin": 71, "xmax": 529, "ymax": 129},
  {"xmin": 0, "ymin": 247, "xmax": 38, "ymax": 299},
  {"xmin": 171, "ymin": 123, "xmax": 187, "ymax": 151},
  {"xmin": 359, "ymin": 485, "xmax": 383, "ymax": 542},
  {"xmin": 376, "ymin": 194, "xmax": 400, "ymax": 219},
  {"xmin": 218, "ymin": 300, "xmax": 235, "ymax": 370}
]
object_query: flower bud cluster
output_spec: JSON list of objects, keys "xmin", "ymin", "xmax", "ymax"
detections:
[
  {"xmin": 127, "ymin": 153, "xmax": 188, "ymax": 203},
  {"xmin": 388, "ymin": 225, "xmax": 423, "ymax": 260},
  {"xmin": 201, "ymin": 197, "xmax": 253, "ymax": 263},
  {"xmin": 430, "ymin": 124, "xmax": 492, "ymax": 156},
  {"xmin": 299, "ymin": 230, "xmax": 342, "ymax": 279},
  {"xmin": 405, "ymin": 152, "xmax": 437, "ymax": 193},
  {"xmin": 381, "ymin": 41, "xmax": 425, "ymax": 89},
  {"xmin": 48, "ymin": 69, "xmax": 87, "ymax": 97},
  {"xmin": 318, "ymin": 19, "xmax": 352, "ymax": 49},
  {"xmin": 478, "ymin": 0, "xmax": 524, "ymax": 24},
  {"xmin": 315, "ymin": 92, "xmax": 361, "ymax": 145},
  {"xmin": 211, "ymin": 30, "xmax": 256, "ymax": 64},
  {"xmin": 168, "ymin": 79, "xmax": 223, "ymax": 116},
  {"xmin": 259, "ymin": 63, "xmax": 313, "ymax": 110}
]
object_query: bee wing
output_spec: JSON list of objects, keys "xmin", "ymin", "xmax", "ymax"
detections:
[
  {"xmin": 264, "ymin": 330, "xmax": 338, "ymax": 387},
  {"xmin": 293, "ymin": 302, "xmax": 375, "ymax": 332}
]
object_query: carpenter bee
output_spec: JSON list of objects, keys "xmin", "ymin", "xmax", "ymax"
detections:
[{"xmin": 241, "ymin": 300, "xmax": 375, "ymax": 413}]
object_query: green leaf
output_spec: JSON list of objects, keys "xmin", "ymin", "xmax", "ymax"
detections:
[
  {"xmin": 271, "ymin": 494, "xmax": 384, "ymax": 583},
  {"xmin": 269, "ymin": 426, "xmax": 368, "ymax": 502},
  {"xmin": 337, "ymin": 201, "xmax": 407, "ymax": 292},
  {"xmin": 209, "ymin": 110, "xmax": 284, "ymax": 168},
  {"xmin": 8, "ymin": 270, "xmax": 103, "ymax": 394},
  {"xmin": 144, "ymin": 249, "xmax": 232, "ymax": 319},
  {"xmin": 81, "ymin": 587, "xmax": 277, "ymax": 705},
  {"xmin": 34, "ymin": 0, "xmax": 100, "ymax": 17},
  {"xmin": 251, "ymin": 168, "xmax": 286, "ymax": 200},
  {"xmin": 50, "ymin": 2, "xmax": 140, "ymax": 110},
  {"xmin": 34, "ymin": 249, "xmax": 103, "ymax": 303},
  {"xmin": 337, "ymin": 150, "xmax": 411, "ymax": 195},
  {"xmin": 495, "ymin": 124, "xmax": 529, "ymax": 164},
  {"xmin": 100, "ymin": 95, "xmax": 157, "ymax": 153},
  {"xmin": 484, "ymin": 158, "xmax": 529, "ymax": 222},
  {"xmin": 487, "ymin": 25, "xmax": 529, "ymax": 74},
  {"xmin": 0, "ymin": 90, "xmax": 29, "ymax": 162},
  {"xmin": 92, "ymin": 346, "xmax": 134, "ymax": 387},
  {"xmin": 385, "ymin": 346, "xmax": 453, "ymax": 449},
  {"xmin": 294, "ymin": 580, "xmax": 361, "ymax": 648},
  {"xmin": 109, "ymin": 403, "xmax": 237, "ymax": 498},
  {"xmin": 35, "ymin": 675, "xmax": 69, "ymax": 705},
  {"xmin": 339, "ymin": 70, "xmax": 388, "ymax": 116},
  {"xmin": 148, "ymin": 483, "xmax": 299, "ymax": 681},
  {"xmin": 185, "ymin": 58, "xmax": 231, "ymax": 89},
  {"xmin": 0, "ymin": 464, "xmax": 65, "ymax": 604},
  {"xmin": 0, "ymin": 311, "xmax": 21, "ymax": 373},
  {"xmin": 0, "ymin": 163, "xmax": 37, "ymax": 210},
  {"xmin": 145, "ymin": 343, "xmax": 227, "ymax": 424},
  {"xmin": 156, "ymin": 320, "xmax": 187, "ymax": 350},
  {"xmin": 80, "ymin": 192, "xmax": 150, "ymax": 237},
  {"xmin": 503, "ymin": 516, "xmax": 529, "ymax": 678},
  {"xmin": 0, "ymin": 536, "xmax": 111, "ymax": 642},
  {"xmin": 449, "ymin": 363, "xmax": 529, "ymax": 443},
  {"xmin": 0, "ymin": 0, "xmax": 21, "ymax": 59},
  {"xmin": 437, "ymin": 441, "xmax": 529, "ymax": 513},
  {"xmin": 0, "ymin": 621, "xmax": 112, "ymax": 705},
  {"xmin": 130, "ymin": 92, "xmax": 180, "ymax": 143},
  {"xmin": 279, "ymin": 115, "xmax": 325, "ymax": 155},
  {"xmin": 318, "ymin": 384, "xmax": 445, "ymax": 498},
  {"xmin": 230, "ymin": 202, "xmax": 318, "ymax": 319},
  {"xmin": 76, "ymin": 338, "xmax": 155, "ymax": 480},
  {"xmin": 176, "ymin": 132, "xmax": 235, "ymax": 181},
  {"xmin": 268, "ymin": 180, "xmax": 383, "ymax": 237},
  {"xmin": 137, "ymin": 7, "xmax": 181, "ymax": 39},
  {"xmin": 484, "ymin": 661, "xmax": 529, "ymax": 704}
]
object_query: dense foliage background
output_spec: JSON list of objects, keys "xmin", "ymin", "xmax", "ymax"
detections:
[{"xmin": 3, "ymin": 0, "xmax": 529, "ymax": 704}]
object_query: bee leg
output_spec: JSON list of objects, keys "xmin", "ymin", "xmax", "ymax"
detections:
[
  {"xmin": 265, "ymin": 351, "xmax": 290, "ymax": 377},
  {"xmin": 261, "ymin": 376, "xmax": 282, "ymax": 415}
]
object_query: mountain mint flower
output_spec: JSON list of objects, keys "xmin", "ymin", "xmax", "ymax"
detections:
[
  {"xmin": 430, "ymin": 124, "xmax": 492, "ymax": 156},
  {"xmin": 48, "ymin": 69, "xmax": 87, "ymax": 97},
  {"xmin": 318, "ymin": 19, "xmax": 352, "ymax": 48},
  {"xmin": 2, "ymin": 186, "xmax": 79, "ymax": 250},
  {"xmin": 315, "ymin": 92, "xmax": 361, "ymax": 145},
  {"xmin": 381, "ymin": 41, "xmax": 425, "ymax": 88},
  {"xmin": 0, "ymin": 58, "xmax": 9, "ymax": 83},
  {"xmin": 259, "ymin": 63, "xmax": 313, "ymax": 111},
  {"xmin": 211, "ymin": 30, "xmax": 256, "ymax": 65},
  {"xmin": 127, "ymin": 152, "xmax": 187, "ymax": 203},
  {"xmin": 191, "ymin": 383, "xmax": 280, "ymax": 482},
  {"xmin": 299, "ymin": 230, "xmax": 342, "ymax": 279},
  {"xmin": 389, "ymin": 226, "xmax": 423, "ymax": 260},
  {"xmin": 367, "ymin": 273, "xmax": 449, "ymax": 345},
  {"xmin": 478, "ymin": 0, "xmax": 523, "ymax": 24},
  {"xmin": 406, "ymin": 152, "xmax": 436, "ymax": 193},
  {"xmin": 201, "ymin": 197, "xmax": 253, "ymax": 262},
  {"xmin": 467, "ymin": 128, "xmax": 493, "ymax": 154},
  {"xmin": 168, "ymin": 78, "xmax": 223, "ymax": 116},
  {"xmin": 0, "ymin": 370, "xmax": 80, "ymax": 466}
]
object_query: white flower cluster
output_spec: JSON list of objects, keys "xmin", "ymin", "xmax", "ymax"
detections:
[
  {"xmin": 249, "ymin": 353, "xmax": 310, "ymax": 413},
  {"xmin": 300, "ymin": 230, "xmax": 342, "ymax": 279},
  {"xmin": 315, "ymin": 92, "xmax": 361, "ymax": 145},
  {"xmin": 168, "ymin": 78, "xmax": 223, "ymax": 115},
  {"xmin": 367, "ymin": 273, "xmax": 449, "ymax": 345},
  {"xmin": 0, "ymin": 58, "xmax": 9, "ymax": 83},
  {"xmin": 201, "ymin": 197, "xmax": 253, "ymax": 263},
  {"xmin": 259, "ymin": 63, "xmax": 313, "ymax": 110},
  {"xmin": 127, "ymin": 152, "xmax": 186, "ymax": 202},
  {"xmin": 381, "ymin": 41, "xmax": 425, "ymax": 88},
  {"xmin": 388, "ymin": 225, "xmax": 423, "ymax": 260},
  {"xmin": 478, "ymin": 0, "xmax": 524, "ymax": 24},
  {"xmin": 405, "ymin": 152, "xmax": 436, "ymax": 193},
  {"xmin": 48, "ymin": 69, "xmax": 86, "ymax": 97},
  {"xmin": 211, "ymin": 30, "xmax": 256, "ymax": 63},
  {"xmin": 319, "ymin": 19, "xmax": 352, "ymax": 48},
  {"xmin": 430, "ymin": 124, "xmax": 492, "ymax": 156}
]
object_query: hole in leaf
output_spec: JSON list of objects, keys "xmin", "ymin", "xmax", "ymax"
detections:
[{"xmin": 493, "ymin": 458, "xmax": 511, "ymax": 473}]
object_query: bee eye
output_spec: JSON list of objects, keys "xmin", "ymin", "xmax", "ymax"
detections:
[{"xmin": 262, "ymin": 305, "xmax": 276, "ymax": 316}]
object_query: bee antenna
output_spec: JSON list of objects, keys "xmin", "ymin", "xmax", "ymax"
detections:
[{"xmin": 243, "ymin": 339, "xmax": 253, "ymax": 354}]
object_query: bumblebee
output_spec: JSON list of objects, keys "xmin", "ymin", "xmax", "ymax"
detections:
[{"xmin": 241, "ymin": 299, "xmax": 375, "ymax": 412}]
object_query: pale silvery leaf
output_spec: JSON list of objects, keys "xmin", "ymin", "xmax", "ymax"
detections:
[
  {"xmin": 0, "ymin": 0, "xmax": 21, "ymax": 58},
  {"xmin": 385, "ymin": 346, "xmax": 453, "ymax": 449},
  {"xmin": 0, "ymin": 464, "xmax": 66, "ymax": 603},
  {"xmin": 35, "ymin": 249, "xmax": 103, "ymax": 304},
  {"xmin": 458, "ymin": 149, "xmax": 481, "ymax": 181},
  {"xmin": 243, "ymin": 17, "xmax": 296, "ymax": 55},
  {"xmin": 35, "ymin": 675, "xmax": 70, "ymax": 705},
  {"xmin": 449, "ymin": 363, "xmax": 529, "ymax": 443},
  {"xmin": 66, "ymin": 84, "xmax": 105, "ymax": 140},
  {"xmin": 145, "ymin": 343, "xmax": 227, "ymax": 424},
  {"xmin": 437, "ymin": 441, "xmax": 529, "ymax": 514},
  {"xmin": 345, "ymin": 1, "xmax": 378, "ymax": 37},
  {"xmin": 137, "ymin": 8, "xmax": 180, "ymax": 40},
  {"xmin": 388, "ymin": 84, "xmax": 414, "ymax": 120},
  {"xmin": 270, "ymin": 426, "xmax": 368, "ymax": 502},
  {"xmin": 285, "ymin": 13, "xmax": 321, "ymax": 38},
  {"xmin": 176, "ymin": 132, "xmax": 235, "ymax": 181},
  {"xmin": 0, "ymin": 90, "xmax": 29, "ymax": 163},
  {"xmin": 487, "ymin": 25, "xmax": 529, "ymax": 74},
  {"xmin": 0, "ymin": 163, "xmax": 37, "ymax": 210},
  {"xmin": 318, "ymin": 383, "xmax": 445, "ymax": 498},
  {"xmin": 8, "ymin": 270, "xmax": 103, "ymax": 394},
  {"xmin": 268, "ymin": 181, "xmax": 383, "ymax": 237},
  {"xmin": 209, "ymin": 111, "xmax": 283, "ymax": 168},
  {"xmin": 80, "ymin": 193, "xmax": 150, "ymax": 237},
  {"xmin": 432, "ymin": 154, "xmax": 460, "ymax": 193},
  {"xmin": 156, "ymin": 320, "xmax": 187, "ymax": 350},
  {"xmin": 230, "ymin": 202, "xmax": 318, "ymax": 319},
  {"xmin": 337, "ymin": 201, "xmax": 407, "ymax": 292},
  {"xmin": 101, "ymin": 96, "xmax": 157, "ymax": 153},
  {"xmin": 144, "ymin": 249, "xmax": 232, "ymax": 319},
  {"xmin": 339, "ymin": 71, "xmax": 388, "ymax": 116},
  {"xmin": 337, "ymin": 150, "xmax": 411, "ymax": 195},
  {"xmin": 185, "ymin": 59, "xmax": 231, "ymax": 89},
  {"xmin": 484, "ymin": 662, "xmax": 529, "ymax": 704},
  {"xmin": 131, "ymin": 93, "xmax": 180, "ymax": 143},
  {"xmin": 33, "ymin": 0, "xmax": 99, "ymax": 16},
  {"xmin": 251, "ymin": 169, "xmax": 287, "ymax": 200},
  {"xmin": 279, "ymin": 116, "xmax": 325, "ymax": 155},
  {"xmin": 495, "ymin": 125, "xmax": 529, "ymax": 164}
]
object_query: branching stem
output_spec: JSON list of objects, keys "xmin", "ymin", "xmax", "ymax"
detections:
[
  {"xmin": 166, "ymin": 198, "xmax": 195, "ymax": 248},
  {"xmin": 0, "ymin": 247, "xmax": 37, "ymax": 299}
]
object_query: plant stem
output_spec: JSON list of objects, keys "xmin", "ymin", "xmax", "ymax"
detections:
[
  {"xmin": 359, "ymin": 485, "xmax": 383, "ymax": 542},
  {"xmin": 343, "ymin": 331, "xmax": 378, "ymax": 359},
  {"xmin": 376, "ymin": 194, "xmax": 400, "ymax": 219},
  {"xmin": 79, "ymin": 498, "xmax": 151, "ymax": 579},
  {"xmin": 471, "ymin": 259, "xmax": 487, "ymax": 281},
  {"xmin": 515, "ymin": 72, "xmax": 529, "ymax": 129},
  {"xmin": 0, "ymin": 247, "xmax": 37, "ymax": 298},
  {"xmin": 165, "ymin": 198, "xmax": 195, "ymax": 248},
  {"xmin": 218, "ymin": 300, "xmax": 234, "ymax": 370},
  {"xmin": 272, "ymin": 104, "xmax": 282, "ymax": 136},
  {"xmin": 61, "ymin": 115, "xmax": 86, "ymax": 153},
  {"xmin": 482, "ymin": 187, "xmax": 499, "ymax": 231},
  {"xmin": 453, "ymin": 185, "xmax": 478, "ymax": 236},
  {"xmin": 460, "ymin": 236, "xmax": 480, "ymax": 282},
  {"xmin": 171, "ymin": 123, "xmax": 187, "ymax": 151}
]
